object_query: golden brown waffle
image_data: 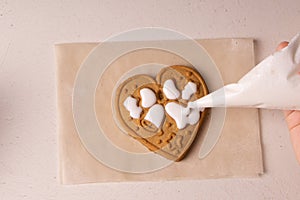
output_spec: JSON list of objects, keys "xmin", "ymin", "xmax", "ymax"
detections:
[{"xmin": 114, "ymin": 65, "xmax": 208, "ymax": 161}]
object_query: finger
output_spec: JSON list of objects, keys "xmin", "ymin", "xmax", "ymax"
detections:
[
  {"xmin": 276, "ymin": 41, "xmax": 289, "ymax": 51},
  {"xmin": 284, "ymin": 110, "xmax": 300, "ymax": 131},
  {"xmin": 284, "ymin": 109, "xmax": 300, "ymax": 164},
  {"xmin": 289, "ymin": 123, "xmax": 300, "ymax": 163}
]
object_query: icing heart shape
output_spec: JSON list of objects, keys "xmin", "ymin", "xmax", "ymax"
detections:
[
  {"xmin": 144, "ymin": 104, "xmax": 165, "ymax": 128},
  {"xmin": 165, "ymin": 102, "xmax": 200, "ymax": 129},
  {"xmin": 114, "ymin": 65, "xmax": 208, "ymax": 161}
]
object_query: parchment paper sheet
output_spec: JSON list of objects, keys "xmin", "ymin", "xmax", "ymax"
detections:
[{"xmin": 55, "ymin": 39, "xmax": 263, "ymax": 184}]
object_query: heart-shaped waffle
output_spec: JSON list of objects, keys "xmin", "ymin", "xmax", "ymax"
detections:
[{"xmin": 114, "ymin": 65, "xmax": 208, "ymax": 161}]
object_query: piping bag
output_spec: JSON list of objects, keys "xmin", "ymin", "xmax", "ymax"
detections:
[{"xmin": 188, "ymin": 33, "xmax": 300, "ymax": 111}]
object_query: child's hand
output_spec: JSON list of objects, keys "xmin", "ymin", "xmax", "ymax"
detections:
[{"xmin": 277, "ymin": 41, "xmax": 300, "ymax": 164}]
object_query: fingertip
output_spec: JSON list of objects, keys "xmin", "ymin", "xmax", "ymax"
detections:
[{"xmin": 276, "ymin": 41, "xmax": 289, "ymax": 51}]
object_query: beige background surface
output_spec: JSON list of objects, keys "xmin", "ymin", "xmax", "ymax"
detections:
[{"xmin": 1, "ymin": 0, "xmax": 300, "ymax": 199}]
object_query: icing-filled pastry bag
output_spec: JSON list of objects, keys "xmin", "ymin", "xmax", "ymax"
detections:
[{"xmin": 189, "ymin": 33, "xmax": 300, "ymax": 110}]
